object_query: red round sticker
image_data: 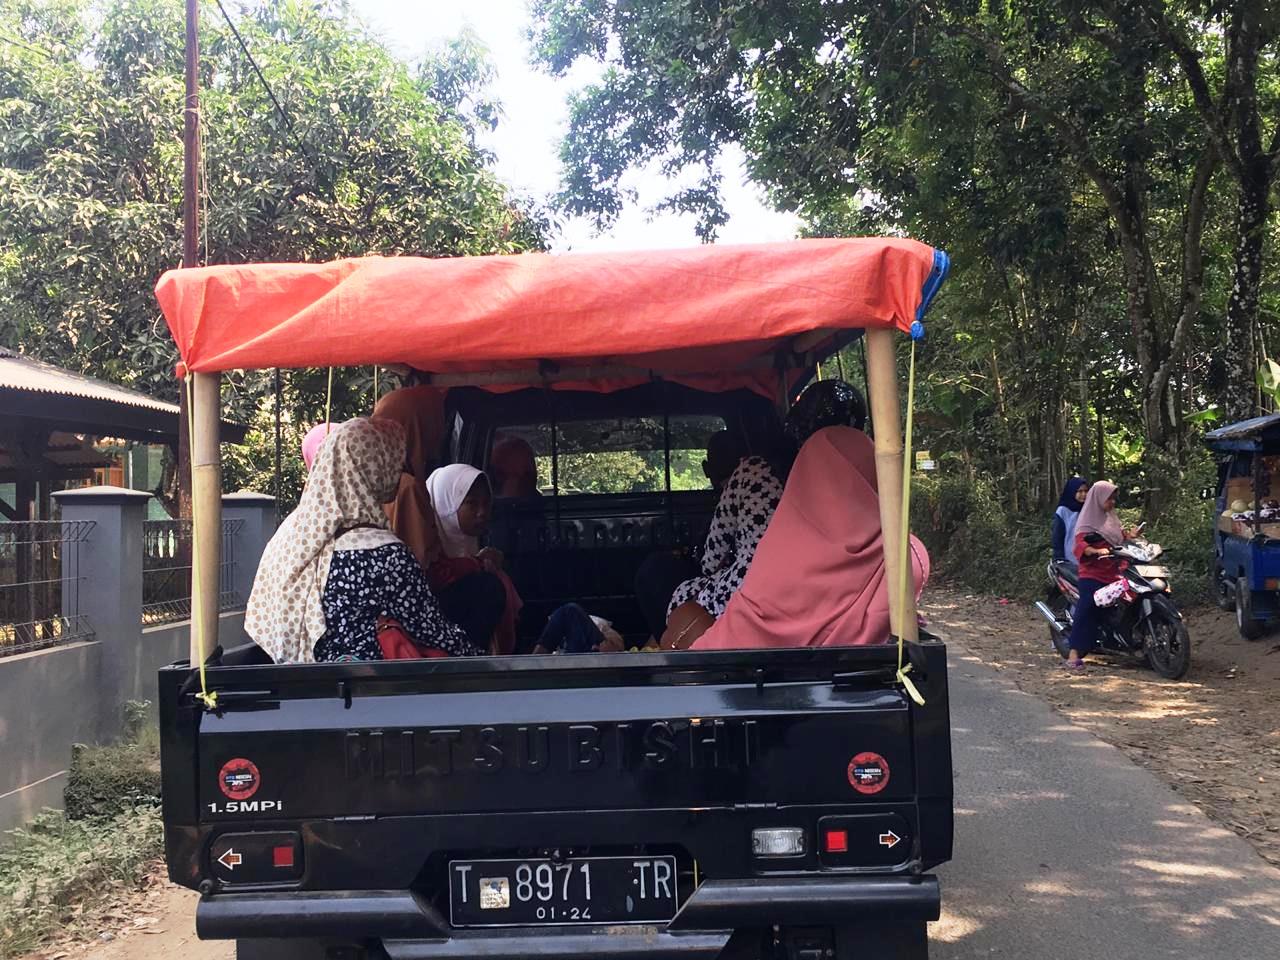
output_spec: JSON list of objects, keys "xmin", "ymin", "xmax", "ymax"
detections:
[
  {"xmin": 218, "ymin": 758, "xmax": 261, "ymax": 800},
  {"xmin": 848, "ymin": 752, "xmax": 890, "ymax": 795}
]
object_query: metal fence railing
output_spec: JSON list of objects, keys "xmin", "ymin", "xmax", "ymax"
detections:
[
  {"xmin": 0, "ymin": 520, "xmax": 96, "ymax": 657},
  {"xmin": 142, "ymin": 519, "xmax": 244, "ymax": 626}
]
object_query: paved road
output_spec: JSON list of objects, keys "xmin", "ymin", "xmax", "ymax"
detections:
[{"xmin": 931, "ymin": 646, "xmax": 1280, "ymax": 958}]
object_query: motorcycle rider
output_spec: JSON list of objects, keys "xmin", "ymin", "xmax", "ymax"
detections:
[{"xmin": 1064, "ymin": 481, "xmax": 1140, "ymax": 672}]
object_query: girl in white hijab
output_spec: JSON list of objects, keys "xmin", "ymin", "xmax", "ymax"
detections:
[
  {"xmin": 425, "ymin": 463, "xmax": 523, "ymax": 654},
  {"xmin": 245, "ymin": 418, "xmax": 475, "ymax": 663},
  {"xmin": 426, "ymin": 464, "xmax": 490, "ymax": 559}
]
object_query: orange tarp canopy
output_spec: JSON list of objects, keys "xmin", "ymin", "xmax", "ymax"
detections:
[{"xmin": 155, "ymin": 238, "xmax": 946, "ymax": 393}]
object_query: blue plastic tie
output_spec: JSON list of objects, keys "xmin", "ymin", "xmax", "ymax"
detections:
[{"xmin": 910, "ymin": 320, "xmax": 925, "ymax": 340}]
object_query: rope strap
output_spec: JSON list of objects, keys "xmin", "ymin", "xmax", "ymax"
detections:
[
  {"xmin": 325, "ymin": 366, "xmax": 335, "ymax": 434},
  {"xmin": 896, "ymin": 329, "xmax": 925, "ymax": 707}
]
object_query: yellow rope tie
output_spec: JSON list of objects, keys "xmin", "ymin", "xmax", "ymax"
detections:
[
  {"xmin": 325, "ymin": 366, "xmax": 335, "ymax": 433},
  {"xmin": 896, "ymin": 339, "xmax": 925, "ymax": 707},
  {"xmin": 186, "ymin": 375, "xmax": 218, "ymax": 711}
]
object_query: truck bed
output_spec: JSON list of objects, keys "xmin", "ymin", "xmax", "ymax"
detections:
[{"xmin": 160, "ymin": 642, "xmax": 951, "ymax": 958}]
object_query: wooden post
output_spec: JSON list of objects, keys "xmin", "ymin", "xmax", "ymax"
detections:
[
  {"xmin": 190, "ymin": 372, "xmax": 222, "ymax": 664},
  {"xmin": 865, "ymin": 328, "xmax": 917, "ymax": 642}
]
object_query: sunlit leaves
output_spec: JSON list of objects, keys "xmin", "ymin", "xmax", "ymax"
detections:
[{"xmin": 0, "ymin": 0, "xmax": 548, "ymax": 415}]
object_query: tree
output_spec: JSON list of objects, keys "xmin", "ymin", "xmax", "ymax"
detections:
[
  {"xmin": 0, "ymin": 0, "xmax": 548, "ymax": 415},
  {"xmin": 531, "ymin": 0, "xmax": 1273, "ymax": 510},
  {"xmin": 1138, "ymin": 1, "xmax": 1280, "ymax": 421}
]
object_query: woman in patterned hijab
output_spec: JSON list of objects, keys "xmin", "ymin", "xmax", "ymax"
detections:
[{"xmin": 246, "ymin": 417, "xmax": 474, "ymax": 663}]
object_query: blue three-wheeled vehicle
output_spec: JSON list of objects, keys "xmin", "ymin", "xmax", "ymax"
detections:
[{"xmin": 1206, "ymin": 412, "xmax": 1280, "ymax": 639}]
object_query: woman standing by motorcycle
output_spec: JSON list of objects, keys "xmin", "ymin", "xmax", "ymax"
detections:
[{"xmin": 1064, "ymin": 481, "xmax": 1139, "ymax": 672}]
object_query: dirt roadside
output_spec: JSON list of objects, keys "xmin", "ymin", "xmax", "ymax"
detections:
[
  {"xmin": 22, "ymin": 589, "xmax": 1279, "ymax": 960},
  {"xmin": 922, "ymin": 588, "xmax": 1280, "ymax": 867},
  {"xmin": 23, "ymin": 869, "xmax": 227, "ymax": 960}
]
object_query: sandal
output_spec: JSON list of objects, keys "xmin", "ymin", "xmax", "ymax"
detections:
[{"xmin": 1061, "ymin": 659, "xmax": 1087, "ymax": 673}]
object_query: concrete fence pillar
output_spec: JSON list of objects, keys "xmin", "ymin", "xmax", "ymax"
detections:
[
  {"xmin": 221, "ymin": 491, "xmax": 277, "ymax": 607},
  {"xmin": 51, "ymin": 485, "xmax": 151, "ymax": 740}
]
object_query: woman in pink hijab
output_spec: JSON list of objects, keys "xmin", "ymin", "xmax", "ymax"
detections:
[
  {"xmin": 1063, "ymin": 480, "xmax": 1137, "ymax": 672},
  {"xmin": 301, "ymin": 423, "xmax": 332, "ymax": 472},
  {"xmin": 687, "ymin": 425, "xmax": 929, "ymax": 650}
]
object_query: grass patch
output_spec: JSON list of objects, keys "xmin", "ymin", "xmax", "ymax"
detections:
[
  {"xmin": 1, "ymin": 701, "xmax": 164, "ymax": 958},
  {"xmin": 0, "ymin": 807, "xmax": 163, "ymax": 958}
]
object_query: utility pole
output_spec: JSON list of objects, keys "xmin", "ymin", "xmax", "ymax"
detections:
[{"xmin": 177, "ymin": 0, "xmax": 200, "ymax": 520}]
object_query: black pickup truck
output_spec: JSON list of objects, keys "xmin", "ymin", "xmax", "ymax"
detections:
[{"xmin": 160, "ymin": 382, "xmax": 953, "ymax": 960}]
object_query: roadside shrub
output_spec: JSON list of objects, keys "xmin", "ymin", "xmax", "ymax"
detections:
[
  {"xmin": 1144, "ymin": 454, "xmax": 1217, "ymax": 606},
  {"xmin": 911, "ymin": 474, "xmax": 1047, "ymax": 600},
  {"xmin": 62, "ymin": 701, "xmax": 160, "ymax": 821},
  {"xmin": 911, "ymin": 459, "xmax": 1217, "ymax": 605},
  {"xmin": 0, "ymin": 807, "xmax": 162, "ymax": 958}
]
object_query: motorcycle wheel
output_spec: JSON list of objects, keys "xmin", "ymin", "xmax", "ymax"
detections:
[
  {"xmin": 1047, "ymin": 593, "xmax": 1072, "ymax": 658},
  {"xmin": 1212, "ymin": 561, "xmax": 1235, "ymax": 611},
  {"xmin": 1143, "ymin": 607, "xmax": 1191, "ymax": 680},
  {"xmin": 1235, "ymin": 578, "xmax": 1265, "ymax": 641}
]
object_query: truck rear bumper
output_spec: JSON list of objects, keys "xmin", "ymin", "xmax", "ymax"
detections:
[{"xmin": 198, "ymin": 875, "xmax": 940, "ymax": 951}]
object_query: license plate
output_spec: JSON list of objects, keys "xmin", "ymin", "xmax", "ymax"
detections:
[{"xmin": 449, "ymin": 856, "xmax": 679, "ymax": 927}]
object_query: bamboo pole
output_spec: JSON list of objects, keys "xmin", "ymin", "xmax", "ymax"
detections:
[
  {"xmin": 190, "ymin": 372, "xmax": 222, "ymax": 665},
  {"xmin": 865, "ymin": 328, "xmax": 917, "ymax": 642}
]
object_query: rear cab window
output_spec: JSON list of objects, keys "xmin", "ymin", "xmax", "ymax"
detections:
[{"xmin": 494, "ymin": 415, "xmax": 727, "ymax": 496}]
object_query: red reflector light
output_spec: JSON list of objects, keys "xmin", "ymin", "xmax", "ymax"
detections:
[
  {"xmin": 825, "ymin": 829, "xmax": 848, "ymax": 854},
  {"xmin": 272, "ymin": 845, "xmax": 295, "ymax": 868}
]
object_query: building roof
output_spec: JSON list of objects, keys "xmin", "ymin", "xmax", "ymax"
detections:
[
  {"xmin": 0, "ymin": 431, "xmax": 112, "ymax": 472},
  {"xmin": 1203, "ymin": 412, "xmax": 1280, "ymax": 452},
  {"xmin": 0, "ymin": 348, "xmax": 245, "ymax": 443}
]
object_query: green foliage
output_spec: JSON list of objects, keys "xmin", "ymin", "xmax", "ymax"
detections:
[
  {"xmin": 531, "ymin": 0, "xmax": 1279, "ymax": 526},
  {"xmin": 911, "ymin": 473, "xmax": 1048, "ymax": 600},
  {"xmin": 222, "ymin": 391, "xmax": 309, "ymax": 511},
  {"xmin": 0, "ymin": 0, "xmax": 548, "ymax": 418},
  {"xmin": 910, "ymin": 454, "xmax": 1217, "ymax": 605},
  {"xmin": 538, "ymin": 449, "xmax": 706, "ymax": 495},
  {"xmin": 62, "ymin": 701, "xmax": 161, "ymax": 821},
  {"xmin": 0, "ymin": 806, "xmax": 162, "ymax": 957},
  {"xmin": 0, "ymin": 701, "xmax": 163, "ymax": 955},
  {"xmin": 1144, "ymin": 453, "xmax": 1218, "ymax": 607}
]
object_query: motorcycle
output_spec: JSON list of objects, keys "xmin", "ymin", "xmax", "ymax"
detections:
[{"xmin": 1035, "ymin": 536, "xmax": 1191, "ymax": 680}]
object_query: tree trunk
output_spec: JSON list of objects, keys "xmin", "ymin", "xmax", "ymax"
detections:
[
  {"xmin": 1222, "ymin": 166, "xmax": 1270, "ymax": 421},
  {"xmin": 1077, "ymin": 358, "xmax": 1091, "ymax": 475}
]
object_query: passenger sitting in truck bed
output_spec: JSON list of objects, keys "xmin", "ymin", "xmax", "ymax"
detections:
[
  {"xmin": 426, "ymin": 464, "xmax": 524, "ymax": 655},
  {"xmin": 532, "ymin": 603, "xmax": 626, "ymax": 654},
  {"xmin": 686, "ymin": 425, "xmax": 930, "ymax": 650},
  {"xmin": 637, "ymin": 379, "xmax": 867, "ymax": 643},
  {"xmin": 301, "ymin": 422, "xmax": 332, "ymax": 471},
  {"xmin": 371, "ymin": 385, "xmax": 449, "ymax": 571},
  {"xmin": 245, "ymin": 418, "xmax": 480, "ymax": 663},
  {"xmin": 489, "ymin": 434, "xmax": 541, "ymax": 498},
  {"xmin": 634, "ymin": 431, "xmax": 784, "ymax": 640}
]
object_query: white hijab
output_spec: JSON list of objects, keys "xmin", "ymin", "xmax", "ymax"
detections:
[
  {"xmin": 426, "ymin": 463, "xmax": 484, "ymax": 558},
  {"xmin": 245, "ymin": 418, "xmax": 405, "ymax": 663}
]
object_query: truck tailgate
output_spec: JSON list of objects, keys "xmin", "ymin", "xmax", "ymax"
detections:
[{"xmin": 161, "ymin": 644, "xmax": 951, "ymax": 899}]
